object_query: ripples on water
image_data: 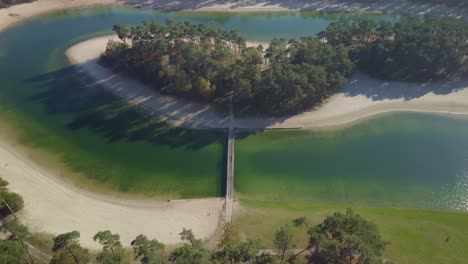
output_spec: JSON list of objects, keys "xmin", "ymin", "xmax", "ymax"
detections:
[{"xmin": 438, "ymin": 168, "xmax": 468, "ymax": 212}]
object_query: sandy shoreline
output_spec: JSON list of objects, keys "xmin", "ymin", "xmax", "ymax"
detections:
[
  {"xmin": 68, "ymin": 35, "xmax": 468, "ymax": 130},
  {"xmin": 1, "ymin": 0, "xmax": 468, "ymax": 250},
  {"xmin": 0, "ymin": 134, "xmax": 224, "ymax": 250}
]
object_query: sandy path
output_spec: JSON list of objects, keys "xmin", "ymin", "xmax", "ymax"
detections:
[{"xmin": 68, "ymin": 36, "xmax": 468, "ymax": 130}]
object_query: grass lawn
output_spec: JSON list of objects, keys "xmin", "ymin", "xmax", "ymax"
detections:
[{"xmin": 234, "ymin": 199, "xmax": 468, "ymax": 264}]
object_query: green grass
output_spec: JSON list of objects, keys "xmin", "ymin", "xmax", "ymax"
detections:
[{"xmin": 235, "ymin": 199, "xmax": 468, "ymax": 264}]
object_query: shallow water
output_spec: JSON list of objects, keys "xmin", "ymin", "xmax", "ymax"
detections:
[
  {"xmin": 2, "ymin": 7, "xmax": 466, "ymax": 211},
  {"xmin": 236, "ymin": 113, "xmax": 468, "ymax": 211}
]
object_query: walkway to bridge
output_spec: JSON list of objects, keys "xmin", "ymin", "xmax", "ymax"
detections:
[{"xmin": 225, "ymin": 97, "xmax": 235, "ymax": 223}]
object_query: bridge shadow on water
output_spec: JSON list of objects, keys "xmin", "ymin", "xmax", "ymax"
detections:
[{"xmin": 24, "ymin": 66, "xmax": 259, "ymax": 197}]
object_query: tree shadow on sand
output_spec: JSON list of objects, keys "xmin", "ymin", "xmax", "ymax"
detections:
[
  {"xmin": 24, "ymin": 66, "xmax": 254, "ymax": 151},
  {"xmin": 341, "ymin": 71, "xmax": 468, "ymax": 101}
]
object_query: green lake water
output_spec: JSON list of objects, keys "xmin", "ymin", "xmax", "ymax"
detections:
[
  {"xmin": 236, "ymin": 113, "xmax": 468, "ymax": 211},
  {"xmin": 0, "ymin": 7, "xmax": 466, "ymax": 210}
]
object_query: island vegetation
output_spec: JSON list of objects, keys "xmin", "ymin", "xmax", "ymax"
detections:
[
  {"xmin": 318, "ymin": 16, "xmax": 468, "ymax": 81},
  {"xmin": 103, "ymin": 15, "xmax": 466, "ymax": 115},
  {"xmin": 103, "ymin": 20, "xmax": 354, "ymax": 115}
]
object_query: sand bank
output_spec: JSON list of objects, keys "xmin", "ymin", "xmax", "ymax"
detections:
[
  {"xmin": 1, "ymin": 0, "xmax": 467, "ymax": 250},
  {"xmin": 68, "ymin": 35, "xmax": 468, "ymax": 130},
  {"xmin": 1, "ymin": 0, "xmax": 465, "ymax": 34},
  {"xmin": 0, "ymin": 136, "xmax": 223, "ymax": 250},
  {"xmin": 0, "ymin": 0, "xmax": 118, "ymax": 32}
]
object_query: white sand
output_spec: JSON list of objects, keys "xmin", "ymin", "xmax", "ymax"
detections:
[
  {"xmin": 1, "ymin": 0, "xmax": 468, "ymax": 250},
  {"xmin": 0, "ymin": 0, "xmax": 118, "ymax": 31},
  {"xmin": 0, "ymin": 137, "xmax": 224, "ymax": 250},
  {"xmin": 68, "ymin": 35, "xmax": 231, "ymax": 129},
  {"xmin": 66, "ymin": 35, "xmax": 269, "ymax": 128},
  {"xmin": 68, "ymin": 35, "xmax": 468, "ymax": 130},
  {"xmin": 0, "ymin": 1, "xmax": 224, "ymax": 250}
]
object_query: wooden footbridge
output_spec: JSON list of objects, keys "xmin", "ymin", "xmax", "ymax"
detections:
[{"xmin": 225, "ymin": 97, "xmax": 235, "ymax": 222}]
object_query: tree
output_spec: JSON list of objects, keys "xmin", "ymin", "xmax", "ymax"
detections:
[
  {"xmin": 51, "ymin": 231, "xmax": 90, "ymax": 264},
  {"xmin": 2, "ymin": 192, "xmax": 24, "ymax": 213},
  {"xmin": 0, "ymin": 218, "xmax": 29, "ymax": 264},
  {"xmin": 274, "ymin": 225, "xmax": 295, "ymax": 263},
  {"xmin": 0, "ymin": 178, "xmax": 8, "ymax": 194},
  {"xmin": 307, "ymin": 209, "xmax": 388, "ymax": 264},
  {"xmin": 0, "ymin": 220, "xmax": 30, "ymax": 241},
  {"xmin": 94, "ymin": 230, "xmax": 130, "ymax": 264},
  {"xmin": 0, "ymin": 239, "xmax": 27, "ymax": 264},
  {"xmin": 317, "ymin": 21, "xmax": 353, "ymax": 47},
  {"xmin": 254, "ymin": 253, "xmax": 278, "ymax": 264},
  {"xmin": 358, "ymin": 16, "xmax": 468, "ymax": 81},
  {"xmin": 131, "ymin": 234, "xmax": 165, "ymax": 264},
  {"xmin": 179, "ymin": 228, "xmax": 202, "ymax": 248},
  {"xmin": 169, "ymin": 229, "xmax": 210, "ymax": 264},
  {"xmin": 169, "ymin": 244, "xmax": 210, "ymax": 264},
  {"xmin": 112, "ymin": 24, "xmax": 130, "ymax": 43},
  {"xmin": 212, "ymin": 239, "xmax": 261, "ymax": 264}
]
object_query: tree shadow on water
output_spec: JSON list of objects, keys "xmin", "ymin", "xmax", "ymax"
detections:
[{"xmin": 24, "ymin": 66, "xmax": 227, "ymax": 151}]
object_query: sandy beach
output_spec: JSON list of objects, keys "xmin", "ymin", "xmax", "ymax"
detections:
[
  {"xmin": 0, "ymin": 135, "xmax": 224, "ymax": 250},
  {"xmin": 0, "ymin": 0, "xmax": 225, "ymax": 250},
  {"xmin": 68, "ymin": 35, "xmax": 468, "ymax": 130},
  {"xmin": 1, "ymin": 0, "xmax": 468, "ymax": 251}
]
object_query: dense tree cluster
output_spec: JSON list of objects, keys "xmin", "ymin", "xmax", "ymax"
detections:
[
  {"xmin": 0, "ymin": 0, "xmax": 35, "ymax": 8},
  {"xmin": 319, "ymin": 16, "xmax": 468, "ymax": 81},
  {"xmin": 255, "ymin": 37, "xmax": 354, "ymax": 114},
  {"xmin": 102, "ymin": 20, "xmax": 354, "ymax": 115}
]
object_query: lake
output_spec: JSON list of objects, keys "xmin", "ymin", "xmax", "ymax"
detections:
[{"xmin": 3, "ymin": 7, "xmax": 466, "ymax": 212}]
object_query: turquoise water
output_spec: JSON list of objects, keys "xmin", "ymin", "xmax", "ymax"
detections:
[
  {"xmin": 236, "ymin": 113, "xmax": 468, "ymax": 211},
  {"xmin": 2, "ymin": 7, "xmax": 466, "ymax": 211},
  {"xmin": 0, "ymin": 7, "xmax": 396, "ymax": 198}
]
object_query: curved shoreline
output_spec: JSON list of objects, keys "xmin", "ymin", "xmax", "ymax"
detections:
[
  {"xmin": 0, "ymin": 132, "xmax": 224, "ymax": 250},
  {"xmin": 1, "ymin": 0, "xmax": 468, "ymax": 250},
  {"xmin": 68, "ymin": 35, "xmax": 468, "ymax": 130}
]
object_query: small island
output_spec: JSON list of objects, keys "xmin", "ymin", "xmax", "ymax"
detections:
[
  {"xmin": 102, "ymin": 17, "xmax": 467, "ymax": 117},
  {"xmin": 102, "ymin": 20, "xmax": 354, "ymax": 116}
]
